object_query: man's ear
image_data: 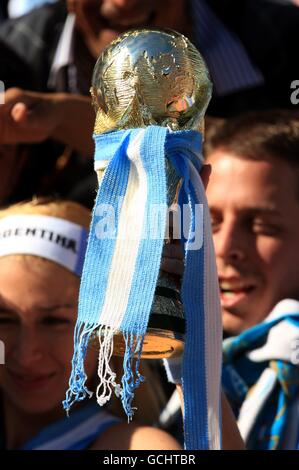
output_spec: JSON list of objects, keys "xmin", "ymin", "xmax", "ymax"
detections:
[{"xmin": 200, "ymin": 163, "xmax": 211, "ymax": 190}]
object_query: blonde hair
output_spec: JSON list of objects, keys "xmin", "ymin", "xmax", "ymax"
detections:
[
  {"xmin": 0, "ymin": 197, "xmax": 91, "ymax": 228},
  {"xmin": 0, "ymin": 198, "xmax": 167, "ymax": 424}
]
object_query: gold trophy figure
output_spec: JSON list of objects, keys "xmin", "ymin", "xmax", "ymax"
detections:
[{"xmin": 90, "ymin": 28, "xmax": 212, "ymax": 359}]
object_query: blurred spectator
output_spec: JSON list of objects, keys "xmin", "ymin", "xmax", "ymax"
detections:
[
  {"xmin": 8, "ymin": 0, "xmax": 58, "ymax": 18},
  {"xmin": 1, "ymin": 0, "xmax": 194, "ymax": 210},
  {"xmin": 0, "ymin": 0, "xmax": 298, "ymax": 115},
  {"xmin": 1, "ymin": 0, "xmax": 299, "ymax": 206},
  {"xmin": 161, "ymin": 110, "xmax": 299, "ymax": 449},
  {"xmin": 196, "ymin": 0, "xmax": 299, "ymax": 115},
  {"xmin": 205, "ymin": 110, "xmax": 299, "ymax": 449},
  {"xmin": 0, "ymin": 88, "xmax": 94, "ymax": 156},
  {"xmin": 0, "ymin": 40, "xmax": 47, "ymax": 206},
  {"xmin": 0, "ymin": 199, "xmax": 178, "ymax": 450},
  {"xmin": 0, "ymin": 40, "xmax": 94, "ymax": 208}
]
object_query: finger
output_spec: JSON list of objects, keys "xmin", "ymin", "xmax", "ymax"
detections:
[
  {"xmin": 4, "ymin": 87, "xmax": 24, "ymax": 103},
  {"xmin": 161, "ymin": 257, "xmax": 184, "ymax": 277}
]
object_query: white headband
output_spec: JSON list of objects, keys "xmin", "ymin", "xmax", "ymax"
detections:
[{"xmin": 0, "ymin": 215, "xmax": 88, "ymax": 276}]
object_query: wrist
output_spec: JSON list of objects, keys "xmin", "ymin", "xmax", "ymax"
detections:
[{"xmin": 163, "ymin": 355, "xmax": 182, "ymax": 384}]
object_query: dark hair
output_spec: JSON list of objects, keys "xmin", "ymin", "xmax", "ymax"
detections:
[{"xmin": 204, "ymin": 109, "xmax": 299, "ymax": 168}]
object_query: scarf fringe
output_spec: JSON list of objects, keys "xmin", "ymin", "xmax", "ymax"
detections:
[
  {"xmin": 96, "ymin": 325, "xmax": 121, "ymax": 406},
  {"xmin": 63, "ymin": 322, "xmax": 95, "ymax": 414},
  {"xmin": 121, "ymin": 332, "xmax": 145, "ymax": 421},
  {"xmin": 64, "ymin": 323, "xmax": 146, "ymax": 420}
]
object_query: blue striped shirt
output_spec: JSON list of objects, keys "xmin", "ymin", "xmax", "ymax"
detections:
[{"xmin": 190, "ymin": 0, "xmax": 265, "ymax": 96}]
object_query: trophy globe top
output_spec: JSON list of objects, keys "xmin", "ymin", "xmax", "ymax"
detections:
[{"xmin": 91, "ymin": 28, "xmax": 212, "ymax": 135}]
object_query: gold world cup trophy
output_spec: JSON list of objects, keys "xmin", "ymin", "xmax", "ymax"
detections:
[{"xmin": 90, "ymin": 28, "xmax": 212, "ymax": 359}]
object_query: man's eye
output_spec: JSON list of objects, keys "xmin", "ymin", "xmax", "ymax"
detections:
[{"xmin": 252, "ymin": 223, "xmax": 281, "ymax": 236}]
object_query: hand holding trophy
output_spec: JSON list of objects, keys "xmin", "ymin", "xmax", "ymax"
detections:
[{"xmin": 64, "ymin": 29, "xmax": 222, "ymax": 450}]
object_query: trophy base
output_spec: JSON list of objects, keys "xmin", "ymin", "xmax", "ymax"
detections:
[
  {"xmin": 89, "ymin": 284, "xmax": 185, "ymax": 359},
  {"xmin": 112, "ymin": 327, "xmax": 184, "ymax": 359}
]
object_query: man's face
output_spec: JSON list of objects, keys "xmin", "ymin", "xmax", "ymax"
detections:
[
  {"xmin": 206, "ymin": 150, "xmax": 299, "ymax": 335},
  {"xmin": 67, "ymin": 0, "xmax": 188, "ymax": 56}
]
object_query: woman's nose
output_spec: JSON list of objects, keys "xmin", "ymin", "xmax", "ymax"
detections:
[{"xmin": 10, "ymin": 328, "xmax": 44, "ymax": 366}]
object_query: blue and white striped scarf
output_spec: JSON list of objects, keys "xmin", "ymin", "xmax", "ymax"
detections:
[
  {"xmin": 21, "ymin": 402, "xmax": 119, "ymax": 450},
  {"xmin": 222, "ymin": 299, "xmax": 299, "ymax": 449},
  {"xmin": 64, "ymin": 126, "xmax": 222, "ymax": 450}
]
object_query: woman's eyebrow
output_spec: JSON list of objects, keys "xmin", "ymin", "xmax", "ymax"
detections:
[
  {"xmin": 0, "ymin": 294, "xmax": 18, "ymax": 313},
  {"xmin": 39, "ymin": 303, "xmax": 77, "ymax": 312},
  {"xmin": 0, "ymin": 303, "xmax": 76, "ymax": 313}
]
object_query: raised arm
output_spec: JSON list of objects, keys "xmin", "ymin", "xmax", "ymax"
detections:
[{"xmin": 0, "ymin": 88, "xmax": 95, "ymax": 156}]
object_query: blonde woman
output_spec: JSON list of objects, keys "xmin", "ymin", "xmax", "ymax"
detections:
[{"xmin": 0, "ymin": 198, "xmax": 179, "ymax": 450}]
